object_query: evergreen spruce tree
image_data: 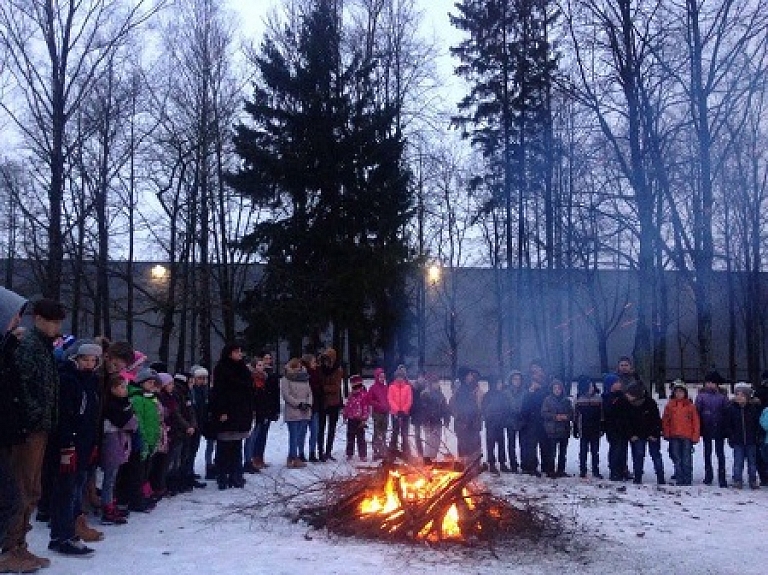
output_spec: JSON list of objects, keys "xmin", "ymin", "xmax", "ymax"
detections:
[{"xmin": 230, "ymin": 0, "xmax": 412, "ymax": 363}]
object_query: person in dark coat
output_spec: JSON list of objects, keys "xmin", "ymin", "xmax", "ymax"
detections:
[
  {"xmin": 753, "ymin": 372, "xmax": 768, "ymax": 486},
  {"xmin": 724, "ymin": 383, "xmax": 762, "ymax": 489},
  {"xmin": 449, "ymin": 367, "xmax": 483, "ymax": 465},
  {"xmin": 0, "ymin": 288, "xmax": 27, "ymax": 574},
  {"xmin": 209, "ymin": 343, "xmax": 253, "ymax": 490},
  {"xmin": 574, "ymin": 375, "xmax": 603, "ymax": 479},
  {"xmin": 602, "ymin": 373, "xmax": 630, "ymax": 481},
  {"xmin": 318, "ymin": 348, "xmax": 344, "ymax": 461},
  {"xmin": 541, "ymin": 379, "xmax": 573, "ymax": 478},
  {"xmin": 250, "ymin": 353, "xmax": 281, "ymax": 469},
  {"xmin": 481, "ymin": 376, "xmax": 509, "ymax": 474},
  {"xmin": 501, "ymin": 371, "xmax": 525, "ymax": 473},
  {"xmin": 519, "ymin": 360, "xmax": 549, "ymax": 476},
  {"xmin": 695, "ymin": 371, "xmax": 729, "ymax": 487},
  {"xmin": 301, "ymin": 354, "xmax": 323, "ymax": 462},
  {"xmin": 625, "ymin": 382, "xmax": 665, "ymax": 485}
]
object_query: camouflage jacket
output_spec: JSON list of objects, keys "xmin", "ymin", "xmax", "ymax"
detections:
[{"xmin": 15, "ymin": 326, "xmax": 59, "ymax": 432}]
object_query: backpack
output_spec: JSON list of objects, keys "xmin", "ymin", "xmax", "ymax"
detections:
[{"xmin": 0, "ymin": 333, "xmax": 29, "ymax": 447}]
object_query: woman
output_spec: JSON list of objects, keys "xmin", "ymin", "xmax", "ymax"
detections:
[
  {"xmin": 209, "ymin": 343, "xmax": 253, "ymax": 489},
  {"xmin": 281, "ymin": 358, "xmax": 313, "ymax": 468}
]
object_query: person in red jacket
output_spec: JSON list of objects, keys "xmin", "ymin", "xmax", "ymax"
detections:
[
  {"xmin": 387, "ymin": 366, "xmax": 413, "ymax": 460},
  {"xmin": 367, "ymin": 368, "xmax": 389, "ymax": 460},
  {"xmin": 662, "ymin": 382, "xmax": 700, "ymax": 486}
]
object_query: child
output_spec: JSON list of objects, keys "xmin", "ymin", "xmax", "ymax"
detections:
[
  {"xmin": 342, "ymin": 375, "xmax": 370, "ymax": 461},
  {"xmin": 574, "ymin": 376, "xmax": 603, "ymax": 479},
  {"xmin": 481, "ymin": 376, "xmax": 509, "ymax": 474},
  {"xmin": 624, "ymin": 382, "xmax": 665, "ymax": 485},
  {"xmin": 541, "ymin": 379, "xmax": 573, "ymax": 478},
  {"xmin": 662, "ymin": 381, "xmax": 700, "ymax": 486},
  {"xmin": 388, "ymin": 366, "xmax": 413, "ymax": 460},
  {"xmin": 48, "ymin": 341, "xmax": 102, "ymax": 556},
  {"xmin": 725, "ymin": 383, "xmax": 762, "ymax": 489},
  {"xmin": 367, "ymin": 368, "xmax": 390, "ymax": 461},
  {"xmin": 419, "ymin": 373, "xmax": 450, "ymax": 464},
  {"xmin": 100, "ymin": 374, "xmax": 137, "ymax": 524},
  {"xmin": 695, "ymin": 371, "xmax": 729, "ymax": 487},
  {"xmin": 126, "ymin": 368, "xmax": 161, "ymax": 511}
]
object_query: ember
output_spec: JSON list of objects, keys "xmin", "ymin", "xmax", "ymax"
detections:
[{"xmin": 299, "ymin": 458, "xmax": 553, "ymax": 545}]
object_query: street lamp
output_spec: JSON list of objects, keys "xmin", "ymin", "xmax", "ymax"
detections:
[
  {"xmin": 151, "ymin": 264, "xmax": 168, "ymax": 281},
  {"xmin": 427, "ymin": 263, "xmax": 442, "ymax": 286}
]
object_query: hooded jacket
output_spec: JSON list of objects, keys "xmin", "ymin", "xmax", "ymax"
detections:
[
  {"xmin": 541, "ymin": 391, "xmax": 573, "ymax": 439},
  {"xmin": 388, "ymin": 378, "xmax": 413, "ymax": 415},
  {"xmin": 210, "ymin": 355, "xmax": 254, "ymax": 435},
  {"xmin": 724, "ymin": 400, "xmax": 762, "ymax": 446},
  {"xmin": 53, "ymin": 360, "xmax": 101, "ymax": 465},
  {"xmin": 367, "ymin": 368, "xmax": 389, "ymax": 414},
  {"xmin": 0, "ymin": 287, "xmax": 27, "ymax": 447},
  {"xmin": 695, "ymin": 387, "xmax": 729, "ymax": 439},
  {"xmin": 662, "ymin": 396, "xmax": 700, "ymax": 443},
  {"xmin": 281, "ymin": 366, "xmax": 313, "ymax": 422},
  {"xmin": 319, "ymin": 349, "xmax": 344, "ymax": 409},
  {"xmin": 15, "ymin": 326, "xmax": 60, "ymax": 433}
]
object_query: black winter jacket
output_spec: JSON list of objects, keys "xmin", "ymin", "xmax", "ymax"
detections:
[
  {"xmin": 625, "ymin": 396, "xmax": 662, "ymax": 439},
  {"xmin": 210, "ymin": 358, "xmax": 254, "ymax": 434},
  {"xmin": 53, "ymin": 362, "xmax": 100, "ymax": 465},
  {"xmin": 724, "ymin": 401, "xmax": 762, "ymax": 447}
]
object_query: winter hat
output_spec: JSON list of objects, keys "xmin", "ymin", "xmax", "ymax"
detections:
[
  {"xmin": 32, "ymin": 298, "xmax": 65, "ymax": 321},
  {"xmin": 672, "ymin": 379, "xmax": 688, "ymax": 397},
  {"xmin": 173, "ymin": 373, "xmax": 188, "ymax": 384},
  {"xmin": 625, "ymin": 382, "xmax": 646, "ymax": 400},
  {"xmin": 157, "ymin": 372, "xmax": 174, "ymax": 387},
  {"xmin": 72, "ymin": 341, "xmax": 103, "ymax": 359},
  {"xmin": 394, "ymin": 365, "xmax": 407, "ymax": 380},
  {"xmin": 350, "ymin": 374, "xmax": 364, "ymax": 388},
  {"xmin": 704, "ymin": 371, "xmax": 725, "ymax": 385},
  {"xmin": 734, "ymin": 382, "xmax": 752, "ymax": 398},
  {"xmin": 373, "ymin": 367, "xmax": 386, "ymax": 383},
  {"xmin": 193, "ymin": 366, "xmax": 208, "ymax": 378},
  {"xmin": 0, "ymin": 287, "xmax": 27, "ymax": 334},
  {"xmin": 135, "ymin": 368, "xmax": 160, "ymax": 385}
]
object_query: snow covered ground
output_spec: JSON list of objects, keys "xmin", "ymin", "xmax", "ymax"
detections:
[{"xmin": 27, "ymin": 411, "xmax": 768, "ymax": 575}]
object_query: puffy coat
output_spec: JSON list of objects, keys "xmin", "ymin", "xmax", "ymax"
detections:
[
  {"xmin": 343, "ymin": 389, "xmax": 370, "ymax": 421},
  {"xmin": 388, "ymin": 379, "xmax": 413, "ymax": 415},
  {"xmin": 253, "ymin": 367, "xmax": 281, "ymax": 421},
  {"xmin": 501, "ymin": 383, "xmax": 525, "ymax": 429},
  {"xmin": 209, "ymin": 357, "xmax": 254, "ymax": 435},
  {"xmin": 128, "ymin": 384, "xmax": 161, "ymax": 459},
  {"xmin": 625, "ymin": 396, "xmax": 662, "ymax": 439},
  {"xmin": 695, "ymin": 388, "xmax": 729, "ymax": 439},
  {"xmin": 53, "ymin": 361, "xmax": 100, "ymax": 466},
  {"xmin": 450, "ymin": 382, "xmax": 482, "ymax": 433},
  {"xmin": 481, "ymin": 388, "xmax": 509, "ymax": 429},
  {"xmin": 541, "ymin": 393, "xmax": 573, "ymax": 439},
  {"xmin": 319, "ymin": 349, "xmax": 344, "ymax": 409},
  {"xmin": 760, "ymin": 407, "xmax": 768, "ymax": 446},
  {"xmin": 724, "ymin": 401, "xmax": 762, "ymax": 446},
  {"xmin": 574, "ymin": 394, "xmax": 603, "ymax": 439},
  {"xmin": 101, "ymin": 393, "xmax": 138, "ymax": 469},
  {"xmin": 367, "ymin": 371, "xmax": 389, "ymax": 415},
  {"xmin": 420, "ymin": 387, "xmax": 451, "ymax": 426},
  {"xmin": 602, "ymin": 390, "xmax": 630, "ymax": 439},
  {"xmin": 281, "ymin": 368, "xmax": 313, "ymax": 422},
  {"xmin": 662, "ymin": 398, "xmax": 700, "ymax": 443},
  {"xmin": 520, "ymin": 385, "xmax": 548, "ymax": 435}
]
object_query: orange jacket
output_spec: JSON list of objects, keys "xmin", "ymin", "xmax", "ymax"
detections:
[
  {"xmin": 387, "ymin": 379, "xmax": 413, "ymax": 415},
  {"xmin": 662, "ymin": 398, "xmax": 700, "ymax": 443}
]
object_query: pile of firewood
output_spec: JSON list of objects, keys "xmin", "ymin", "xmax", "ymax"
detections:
[{"xmin": 298, "ymin": 458, "xmax": 557, "ymax": 545}]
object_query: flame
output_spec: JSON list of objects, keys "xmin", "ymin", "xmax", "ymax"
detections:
[
  {"xmin": 359, "ymin": 468, "xmax": 469, "ymax": 540},
  {"xmin": 441, "ymin": 504, "xmax": 461, "ymax": 538}
]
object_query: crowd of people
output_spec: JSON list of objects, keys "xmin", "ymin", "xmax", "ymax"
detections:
[{"xmin": 3, "ymin": 285, "xmax": 768, "ymax": 572}]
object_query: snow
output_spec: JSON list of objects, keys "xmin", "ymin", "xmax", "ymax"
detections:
[{"xmin": 28, "ymin": 413, "xmax": 768, "ymax": 575}]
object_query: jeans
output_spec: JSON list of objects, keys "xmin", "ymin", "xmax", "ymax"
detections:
[
  {"xmin": 485, "ymin": 424, "xmax": 506, "ymax": 465},
  {"xmin": 543, "ymin": 437, "xmax": 568, "ymax": 474},
  {"xmin": 701, "ymin": 436, "xmax": 726, "ymax": 483},
  {"xmin": 0, "ymin": 447, "xmax": 21, "ymax": 545},
  {"xmin": 50, "ymin": 468, "xmax": 87, "ymax": 543},
  {"xmin": 345, "ymin": 419, "xmax": 367, "ymax": 459},
  {"xmin": 250, "ymin": 419, "xmax": 271, "ymax": 461},
  {"xmin": 205, "ymin": 438, "xmax": 215, "ymax": 467},
  {"xmin": 668, "ymin": 438, "xmax": 693, "ymax": 485},
  {"xmin": 579, "ymin": 435, "xmax": 600, "ymax": 475},
  {"xmin": 307, "ymin": 412, "xmax": 320, "ymax": 456},
  {"xmin": 630, "ymin": 438, "xmax": 664, "ymax": 483},
  {"xmin": 100, "ymin": 466, "xmax": 119, "ymax": 507},
  {"xmin": 287, "ymin": 420, "xmax": 308, "ymax": 459},
  {"xmin": 503, "ymin": 427, "xmax": 521, "ymax": 470},
  {"xmin": 732, "ymin": 444, "xmax": 757, "ymax": 484}
]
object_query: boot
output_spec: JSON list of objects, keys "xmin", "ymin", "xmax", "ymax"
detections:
[
  {"xmin": 101, "ymin": 504, "xmax": 127, "ymax": 525},
  {"xmin": 15, "ymin": 547, "xmax": 51, "ymax": 569},
  {"xmin": 308, "ymin": 452, "xmax": 318, "ymax": 463},
  {"xmin": 489, "ymin": 463, "xmax": 500, "ymax": 475},
  {"xmin": 205, "ymin": 464, "xmax": 217, "ymax": 480},
  {"xmin": 75, "ymin": 513, "xmax": 104, "ymax": 542},
  {"xmin": 85, "ymin": 480, "xmax": 102, "ymax": 513},
  {"xmin": 0, "ymin": 549, "xmax": 39, "ymax": 573},
  {"xmin": 252, "ymin": 457, "xmax": 266, "ymax": 470},
  {"xmin": 718, "ymin": 470, "xmax": 728, "ymax": 488},
  {"xmin": 703, "ymin": 466, "xmax": 713, "ymax": 485}
]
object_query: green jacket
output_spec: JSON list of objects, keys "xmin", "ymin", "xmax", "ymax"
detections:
[
  {"xmin": 14, "ymin": 327, "xmax": 59, "ymax": 432},
  {"xmin": 128, "ymin": 385, "xmax": 161, "ymax": 459}
]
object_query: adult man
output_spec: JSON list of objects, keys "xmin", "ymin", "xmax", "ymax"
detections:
[
  {"xmin": 2, "ymin": 298, "xmax": 65, "ymax": 570},
  {"xmin": 450, "ymin": 366, "xmax": 483, "ymax": 465},
  {"xmin": 519, "ymin": 360, "xmax": 549, "ymax": 476},
  {"xmin": 617, "ymin": 356, "xmax": 640, "ymax": 388},
  {"xmin": 0, "ymin": 288, "xmax": 34, "ymax": 574}
]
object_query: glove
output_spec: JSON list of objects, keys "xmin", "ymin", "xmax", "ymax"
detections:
[
  {"xmin": 60, "ymin": 447, "xmax": 77, "ymax": 474},
  {"xmin": 89, "ymin": 446, "xmax": 99, "ymax": 466}
]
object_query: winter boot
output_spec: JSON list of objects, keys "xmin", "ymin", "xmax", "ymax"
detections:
[
  {"xmin": 703, "ymin": 466, "xmax": 714, "ymax": 485},
  {"xmin": 489, "ymin": 463, "xmax": 500, "ymax": 475},
  {"xmin": 718, "ymin": 471, "xmax": 728, "ymax": 488},
  {"xmin": 252, "ymin": 457, "xmax": 266, "ymax": 470},
  {"xmin": 101, "ymin": 504, "xmax": 127, "ymax": 525},
  {"xmin": 75, "ymin": 514, "xmax": 104, "ymax": 542},
  {"xmin": 500, "ymin": 463, "xmax": 512, "ymax": 473},
  {"xmin": 205, "ymin": 464, "xmax": 217, "ymax": 480},
  {"xmin": 50, "ymin": 538, "xmax": 95, "ymax": 557},
  {"xmin": 0, "ymin": 549, "xmax": 39, "ymax": 573},
  {"xmin": 309, "ymin": 451, "xmax": 318, "ymax": 463}
]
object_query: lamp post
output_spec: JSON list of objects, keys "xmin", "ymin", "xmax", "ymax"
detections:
[{"xmin": 419, "ymin": 263, "xmax": 442, "ymax": 373}]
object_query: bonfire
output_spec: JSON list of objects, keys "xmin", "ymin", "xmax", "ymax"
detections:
[{"xmin": 299, "ymin": 457, "xmax": 554, "ymax": 545}]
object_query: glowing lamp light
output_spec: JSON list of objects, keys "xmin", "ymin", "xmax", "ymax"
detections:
[
  {"xmin": 427, "ymin": 264, "xmax": 442, "ymax": 285},
  {"xmin": 151, "ymin": 264, "xmax": 168, "ymax": 280}
]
